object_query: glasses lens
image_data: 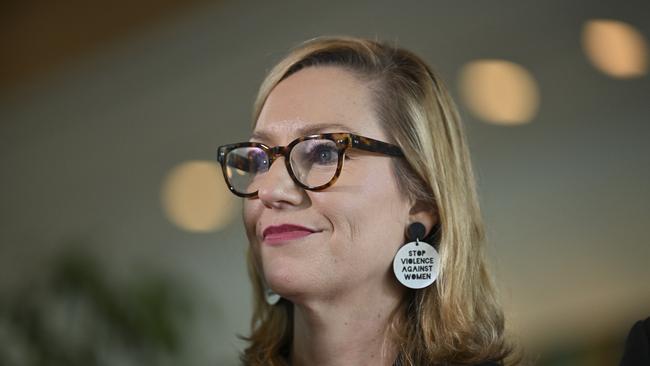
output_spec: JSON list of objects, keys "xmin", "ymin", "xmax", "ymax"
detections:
[
  {"xmin": 290, "ymin": 139, "xmax": 340, "ymax": 188},
  {"xmin": 225, "ymin": 147, "xmax": 268, "ymax": 194}
]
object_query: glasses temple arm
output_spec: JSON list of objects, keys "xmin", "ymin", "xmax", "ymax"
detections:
[{"xmin": 349, "ymin": 135, "xmax": 404, "ymax": 157}]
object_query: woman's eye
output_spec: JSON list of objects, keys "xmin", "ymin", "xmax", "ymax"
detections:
[{"xmin": 307, "ymin": 144, "xmax": 338, "ymax": 165}]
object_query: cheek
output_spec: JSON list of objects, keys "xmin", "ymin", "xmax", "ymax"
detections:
[
  {"xmin": 243, "ymin": 200, "xmax": 261, "ymax": 246},
  {"xmin": 320, "ymin": 201, "xmax": 360, "ymax": 257},
  {"xmin": 317, "ymin": 165, "xmax": 409, "ymax": 259}
]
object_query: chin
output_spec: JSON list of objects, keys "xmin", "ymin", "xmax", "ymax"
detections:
[{"xmin": 262, "ymin": 255, "xmax": 321, "ymax": 301}]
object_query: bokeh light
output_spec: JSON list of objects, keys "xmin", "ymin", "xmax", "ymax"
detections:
[
  {"xmin": 458, "ymin": 59, "xmax": 540, "ymax": 126},
  {"xmin": 582, "ymin": 19, "xmax": 648, "ymax": 78},
  {"xmin": 161, "ymin": 160, "xmax": 236, "ymax": 232}
]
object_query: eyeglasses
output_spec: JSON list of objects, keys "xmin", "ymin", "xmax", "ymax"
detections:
[{"xmin": 216, "ymin": 133, "xmax": 404, "ymax": 197}]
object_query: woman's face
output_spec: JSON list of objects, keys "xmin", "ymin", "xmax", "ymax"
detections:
[{"xmin": 243, "ymin": 66, "xmax": 415, "ymax": 303}]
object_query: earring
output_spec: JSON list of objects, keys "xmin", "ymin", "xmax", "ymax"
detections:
[
  {"xmin": 264, "ymin": 286, "xmax": 281, "ymax": 305},
  {"xmin": 392, "ymin": 222, "xmax": 440, "ymax": 289}
]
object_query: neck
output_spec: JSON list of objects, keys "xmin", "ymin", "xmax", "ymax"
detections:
[{"xmin": 289, "ymin": 281, "xmax": 406, "ymax": 366}]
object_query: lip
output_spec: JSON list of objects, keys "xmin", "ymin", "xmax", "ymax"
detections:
[{"xmin": 262, "ymin": 224, "xmax": 319, "ymax": 246}]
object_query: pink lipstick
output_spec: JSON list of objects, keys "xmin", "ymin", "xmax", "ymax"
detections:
[{"xmin": 262, "ymin": 224, "xmax": 317, "ymax": 245}]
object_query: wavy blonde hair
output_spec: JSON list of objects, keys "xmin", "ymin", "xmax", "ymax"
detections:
[{"xmin": 241, "ymin": 36, "xmax": 513, "ymax": 365}]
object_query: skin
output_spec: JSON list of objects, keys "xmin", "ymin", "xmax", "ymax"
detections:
[{"xmin": 243, "ymin": 66, "xmax": 435, "ymax": 366}]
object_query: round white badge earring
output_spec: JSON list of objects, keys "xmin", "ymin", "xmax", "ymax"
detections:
[
  {"xmin": 392, "ymin": 222, "xmax": 440, "ymax": 289},
  {"xmin": 264, "ymin": 285, "xmax": 281, "ymax": 305}
]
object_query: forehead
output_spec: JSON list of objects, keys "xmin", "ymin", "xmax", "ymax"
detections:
[{"xmin": 253, "ymin": 66, "xmax": 383, "ymax": 143}]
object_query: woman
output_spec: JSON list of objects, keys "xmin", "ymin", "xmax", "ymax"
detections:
[{"xmin": 217, "ymin": 36, "xmax": 513, "ymax": 365}]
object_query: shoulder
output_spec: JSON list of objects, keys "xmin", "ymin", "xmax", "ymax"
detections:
[{"xmin": 620, "ymin": 317, "xmax": 650, "ymax": 366}]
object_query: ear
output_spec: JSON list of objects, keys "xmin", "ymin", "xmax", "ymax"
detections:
[{"xmin": 408, "ymin": 200, "xmax": 438, "ymax": 238}]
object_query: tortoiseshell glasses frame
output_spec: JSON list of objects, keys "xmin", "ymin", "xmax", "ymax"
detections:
[{"xmin": 216, "ymin": 133, "xmax": 404, "ymax": 198}]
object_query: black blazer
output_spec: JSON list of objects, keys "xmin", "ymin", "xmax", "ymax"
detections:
[{"xmin": 620, "ymin": 317, "xmax": 650, "ymax": 366}]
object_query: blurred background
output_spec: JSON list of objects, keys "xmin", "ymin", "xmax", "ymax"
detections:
[{"xmin": 1, "ymin": 0, "xmax": 648, "ymax": 365}]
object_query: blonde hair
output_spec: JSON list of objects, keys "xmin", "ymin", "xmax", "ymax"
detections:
[{"xmin": 241, "ymin": 36, "xmax": 513, "ymax": 365}]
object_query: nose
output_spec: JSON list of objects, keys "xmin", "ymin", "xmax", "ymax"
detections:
[{"xmin": 256, "ymin": 156, "xmax": 304, "ymax": 208}]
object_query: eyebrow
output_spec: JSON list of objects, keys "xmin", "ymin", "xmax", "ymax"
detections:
[{"xmin": 250, "ymin": 123, "xmax": 361, "ymax": 142}]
